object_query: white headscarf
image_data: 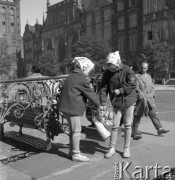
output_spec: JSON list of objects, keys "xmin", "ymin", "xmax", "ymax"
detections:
[
  {"xmin": 72, "ymin": 57, "xmax": 94, "ymax": 76},
  {"xmin": 106, "ymin": 51, "xmax": 121, "ymax": 67}
]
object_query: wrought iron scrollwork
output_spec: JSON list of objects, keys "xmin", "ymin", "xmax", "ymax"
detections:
[{"xmin": 0, "ymin": 76, "xmax": 67, "ymax": 141}]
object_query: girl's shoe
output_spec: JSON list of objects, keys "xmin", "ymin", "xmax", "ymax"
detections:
[
  {"xmin": 72, "ymin": 153, "xmax": 90, "ymax": 162},
  {"xmin": 104, "ymin": 147, "xmax": 116, "ymax": 159},
  {"xmin": 123, "ymin": 147, "xmax": 130, "ymax": 158}
]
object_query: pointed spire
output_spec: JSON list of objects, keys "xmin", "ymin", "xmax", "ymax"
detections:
[
  {"xmin": 43, "ymin": 12, "xmax": 45, "ymax": 25},
  {"xmin": 36, "ymin": 18, "xmax": 38, "ymax": 24},
  {"xmin": 47, "ymin": 0, "xmax": 50, "ymax": 8},
  {"xmin": 26, "ymin": 19, "xmax": 28, "ymax": 24}
]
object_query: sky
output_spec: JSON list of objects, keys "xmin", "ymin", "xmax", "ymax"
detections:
[{"xmin": 20, "ymin": 0, "xmax": 62, "ymax": 36}]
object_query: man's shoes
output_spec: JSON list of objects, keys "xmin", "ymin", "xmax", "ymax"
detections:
[
  {"xmin": 72, "ymin": 153, "xmax": 90, "ymax": 162},
  {"xmin": 136, "ymin": 130, "xmax": 142, "ymax": 135},
  {"xmin": 132, "ymin": 134, "xmax": 142, "ymax": 140},
  {"xmin": 157, "ymin": 129, "xmax": 170, "ymax": 136},
  {"xmin": 123, "ymin": 147, "xmax": 130, "ymax": 158},
  {"xmin": 132, "ymin": 130, "xmax": 142, "ymax": 137},
  {"xmin": 104, "ymin": 147, "xmax": 116, "ymax": 159}
]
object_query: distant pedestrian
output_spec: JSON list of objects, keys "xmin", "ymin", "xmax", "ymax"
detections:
[
  {"xmin": 59, "ymin": 57, "xmax": 101, "ymax": 162},
  {"xmin": 26, "ymin": 65, "xmax": 46, "ymax": 78},
  {"xmin": 132, "ymin": 62, "xmax": 170, "ymax": 139},
  {"xmin": 100, "ymin": 51, "xmax": 137, "ymax": 158}
]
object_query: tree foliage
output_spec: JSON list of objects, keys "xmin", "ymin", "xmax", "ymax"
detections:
[
  {"xmin": 141, "ymin": 35, "xmax": 170, "ymax": 78},
  {"xmin": 39, "ymin": 50, "xmax": 59, "ymax": 76},
  {"xmin": 166, "ymin": 0, "xmax": 175, "ymax": 8},
  {"xmin": 0, "ymin": 39, "xmax": 14, "ymax": 76},
  {"xmin": 72, "ymin": 33, "xmax": 111, "ymax": 72}
]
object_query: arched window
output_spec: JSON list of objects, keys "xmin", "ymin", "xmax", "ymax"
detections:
[
  {"xmin": 10, "ymin": 8, "xmax": 15, "ymax": 33},
  {"xmin": 10, "ymin": 7, "xmax": 14, "ymax": 15},
  {"xmin": 2, "ymin": 6, "xmax": 6, "ymax": 15},
  {"xmin": 10, "ymin": 8, "xmax": 14, "ymax": 22},
  {"xmin": 2, "ymin": 6, "xmax": 6, "ymax": 32}
]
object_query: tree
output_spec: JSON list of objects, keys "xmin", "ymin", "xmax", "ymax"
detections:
[
  {"xmin": 166, "ymin": 0, "xmax": 175, "ymax": 8},
  {"xmin": 0, "ymin": 39, "xmax": 14, "ymax": 78},
  {"xmin": 140, "ymin": 35, "xmax": 170, "ymax": 79},
  {"xmin": 39, "ymin": 50, "xmax": 59, "ymax": 76},
  {"xmin": 72, "ymin": 33, "xmax": 111, "ymax": 73}
]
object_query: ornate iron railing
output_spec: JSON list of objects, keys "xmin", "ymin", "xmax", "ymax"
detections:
[
  {"xmin": 0, "ymin": 74, "xmax": 102, "ymax": 150},
  {"xmin": 0, "ymin": 75, "xmax": 68, "ymax": 147}
]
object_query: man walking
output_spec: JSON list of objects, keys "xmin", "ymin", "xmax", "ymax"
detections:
[{"xmin": 132, "ymin": 62, "xmax": 169, "ymax": 139}]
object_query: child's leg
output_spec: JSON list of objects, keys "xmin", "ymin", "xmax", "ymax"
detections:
[
  {"xmin": 123, "ymin": 104, "xmax": 135, "ymax": 158},
  {"xmin": 66, "ymin": 115, "xmax": 73, "ymax": 153},
  {"xmin": 64, "ymin": 114, "xmax": 81, "ymax": 154},
  {"xmin": 109, "ymin": 108, "xmax": 122, "ymax": 148},
  {"xmin": 69, "ymin": 116, "xmax": 81, "ymax": 154},
  {"xmin": 104, "ymin": 108, "xmax": 122, "ymax": 159},
  {"xmin": 64, "ymin": 113, "xmax": 90, "ymax": 162}
]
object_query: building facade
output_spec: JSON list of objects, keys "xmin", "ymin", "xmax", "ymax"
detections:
[
  {"xmin": 143, "ymin": 0, "xmax": 175, "ymax": 78},
  {"xmin": 42, "ymin": 0, "xmax": 82, "ymax": 74},
  {"xmin": 0, "ymin": 0, "xmax": 21, "ymax": 54},
  {"xmin": 23, "ymin": 22, "xmax": 43, "ymax": 76},
  {"xmin": 82, "ymin": 0, "xmax": 113, "ymax": 47},
  {"xmin": 113, "ymin": 0, "xmax": 143, "ymax": 69}
]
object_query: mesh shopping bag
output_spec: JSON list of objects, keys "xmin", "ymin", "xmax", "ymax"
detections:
[
  {"xmin": 90, "ymin": 106, "xmax": 112, "ymax": 140},
  {"xmin": 99, "ymin": 107, "xmax": 113, "ymax": 131},
  {"xmin": 86, "ymin": 95, "xmax": 113, "ymax": 140},
  {"xmin": 92, "ymin": 117, "xmax": 111, "ymax": 140}
]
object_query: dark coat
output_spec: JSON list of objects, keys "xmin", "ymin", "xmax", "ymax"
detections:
[
  {"xmin": 59, "ymin": 69, "xmax": 100, "ymax": 116},
  {"xmin": 100, "ymin": 63, "xmax": 137, "ymax": 109}
]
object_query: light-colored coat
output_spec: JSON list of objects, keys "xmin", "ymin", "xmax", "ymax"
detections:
[{"xmin": 134, "ymin": 73, "xmax": 157, "ymax": 116}]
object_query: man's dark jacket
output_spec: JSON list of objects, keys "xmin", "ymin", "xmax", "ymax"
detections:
[
  {"xmin": 100, "ymin": 63, "xmax": 137, "ymax": 109},
  {"xmin": 59, "ymin": 69, "xmax": 100, "ymax": 116}
]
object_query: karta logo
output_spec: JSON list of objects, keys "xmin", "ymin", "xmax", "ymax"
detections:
[{"xmin": 114, "ymin": 162, "xmax": 173, "ymax": 180}]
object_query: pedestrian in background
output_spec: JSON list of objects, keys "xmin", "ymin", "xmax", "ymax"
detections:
[
  {"xmin": 100, "ymin": 51, "xmax": 137, "ymax": 158},
  {"xmin": 59, "ymin": 57, "xmax": 101, "ymax": 162},
  {"xmin": 132, "ymin": 62, "xmax": 170, "ymax": 138},
  {"xmin": 26, "ymin": 65, "xmax": 45, "ymax": 78}
]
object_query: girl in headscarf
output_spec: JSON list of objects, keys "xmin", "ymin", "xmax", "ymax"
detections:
[
  {"xmin": 59, "ymin": 57, "xmax": 100, "ymax": 162},
  {"xmin": 100, "ymin": 51, "xmax": 137, "ymax": 158}
]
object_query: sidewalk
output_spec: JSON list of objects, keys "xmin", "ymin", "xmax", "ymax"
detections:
[
  {"xmin": 0, "ymin": 88, "xmax": 175, "ymax": 180},
  {"xmin": 0, "ymin": 117, "xmax": 175, "ymax": 180},
  {"xmin": 155, "ymin": 84, "xmax": 175, "ymax": 91}
]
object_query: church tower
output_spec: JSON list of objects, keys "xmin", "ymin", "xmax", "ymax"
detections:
[
  {"xmin": 14, "ymin": 0, "xmax": 21, "ymax": 38},
  {"xmin": 0, "ymin": 0, "xmax": 21, "ymax": 54}
]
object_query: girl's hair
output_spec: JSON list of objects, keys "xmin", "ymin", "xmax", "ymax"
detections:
[{"xmin": 71, "ymin": 59, "xmax": 81, "ymax": 70}]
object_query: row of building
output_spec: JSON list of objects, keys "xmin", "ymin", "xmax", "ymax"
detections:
[
  {"xmin": 1, "ymin": 0, "xmax": 175, "ymax": 78},
  {"xmin": 0, "ymin": 0, "xmax": 21, "ymax": 79}
]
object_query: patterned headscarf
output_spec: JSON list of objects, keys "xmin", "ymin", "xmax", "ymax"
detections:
[
  {"xmin": 72, "ymin": 57, "xmax": 94, "ymax": 76},
  {"xmin": 106, "ymin": 51, "xmax": 121, "ymax": 67}
]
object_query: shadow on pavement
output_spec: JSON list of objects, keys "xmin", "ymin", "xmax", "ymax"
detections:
[
  {"xmin": 0, "ymin": 131, "xmax": 70, "ymax": 163},
  {"xmin": 140, "ymin": 131, "xmax": 158, "ymax": 137},
  {"xmin": 80, "ymin": 139, "xmax": 109, "ymax": 155}
]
